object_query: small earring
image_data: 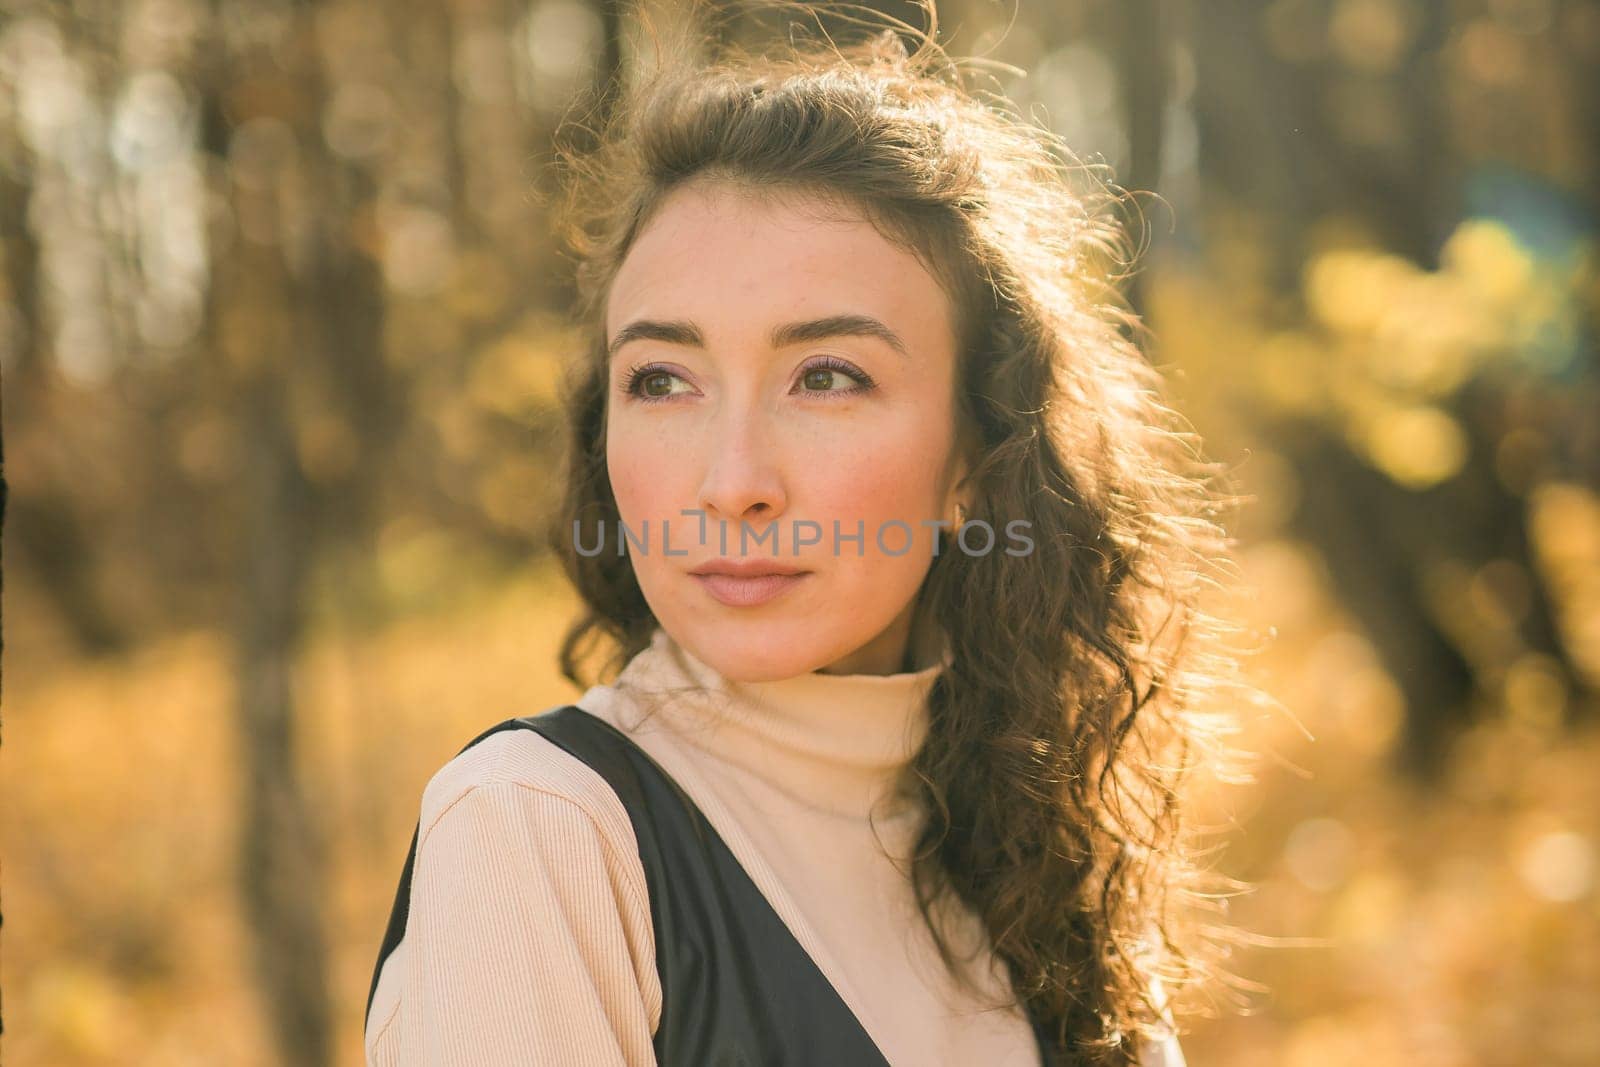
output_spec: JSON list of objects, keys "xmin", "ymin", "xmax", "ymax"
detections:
[{"xmin": 952, "ymin": 502, "xmax": 968, "ymax": 530}]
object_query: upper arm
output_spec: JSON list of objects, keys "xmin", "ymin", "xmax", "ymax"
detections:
[{"xmin": 395, "ymin": 773, "xmax": 659, "ymax": 1066}]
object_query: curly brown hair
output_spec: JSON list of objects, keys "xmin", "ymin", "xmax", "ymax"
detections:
[{"xmin": 543, "ymin": 3, "xmax": 1264, "ymax": 1062}]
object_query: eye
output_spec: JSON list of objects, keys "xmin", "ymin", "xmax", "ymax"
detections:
[
  {"xmin": 795, "ymin": 355, "xmax": 875, "ymax": 396},
  {"xmin": 619, "ymin": 357, "xmax": 875, "ymax": 403},
  {"xmin": 621, "ymin": 363, "xmax": 693, "ymax": 402}
]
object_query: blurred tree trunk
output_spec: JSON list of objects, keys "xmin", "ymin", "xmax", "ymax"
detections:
[
  {"xmin": 544, "ymin": 0, "xmax": 630, "ymax": 315},
  {"xmin": 596, "ymin": 0, "xmax": 627, "ymax": 129},
  {"xmin": 1273, "ymin": 420, "xmax": 1478, "ymax": 782},
  {"xmin": 199, "ymin": 54, "xmax": 335, "ymax": 1067},
  {"xmin": 0, "ymin": 134, "xmax": 43, "ymax": 384},
  {"xmin": 230, "ymin": 351, "xmax": 331, "ymax": 1067},
  {"xmin": 1185, "ymin": 0, "xmax": 1592, "ymax": 778},
  {"xmin": 195, "ymin": 0, "xmax": 391, "ymax": 1058},
  {"xmin": 1111, "ymin": 0, "xmax": 1169, "ymax": 320},
  {"xmin": 1, "ymin": 359, "xmax": 8, "ymax": 725}
]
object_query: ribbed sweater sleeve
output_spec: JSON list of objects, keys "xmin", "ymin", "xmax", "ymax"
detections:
[{"xmin": 366, "ymin": 734, "xmax": 660, "ymax": 1066}]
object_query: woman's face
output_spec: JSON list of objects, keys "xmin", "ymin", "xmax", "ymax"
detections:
[{"xmin": 602, "ymin": 179, "xmax": 968, "ymax": 681}]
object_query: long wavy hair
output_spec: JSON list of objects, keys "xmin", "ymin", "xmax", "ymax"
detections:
[{"xmin": 543, "ymin": 3, "xmax": 1262, "ymax": 1062}]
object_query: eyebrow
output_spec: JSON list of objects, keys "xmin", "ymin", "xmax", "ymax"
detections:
[{"xmin": 606, "ymin": 313, "xmax": 909, "ymax": 361}]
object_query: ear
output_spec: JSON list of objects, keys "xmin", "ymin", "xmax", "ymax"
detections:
[
  {"xmin": 946, "ymin": 448, "xmax": 975, "ymax": 514},
  {"xmin": 944, "ymin": 484, "xmax": 972, "ymax": 530}
]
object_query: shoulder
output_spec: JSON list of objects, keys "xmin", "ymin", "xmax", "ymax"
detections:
[
  {"xmin": 370, "ymin": 714, "xmax": 664, "ymax": 1064},
  {"xmin": 415, "ymin": 714, "xmax": 641, "ymax": 867}
]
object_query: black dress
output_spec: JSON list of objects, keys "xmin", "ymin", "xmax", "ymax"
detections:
[{"xmin": 367, "ymin": 705, "xmax": 1059, "ymax": 1065}]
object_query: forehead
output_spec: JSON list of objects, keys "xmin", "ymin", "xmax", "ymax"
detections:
[{"xmin": 604, "ymin": 180, "xmax": 955, "ymax": 351}]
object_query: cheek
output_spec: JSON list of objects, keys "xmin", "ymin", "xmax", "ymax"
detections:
[
  {"xmin": 606, "ymin": 420, "xmax": 685, "ymax": 523},
  {"xmin": 804, "ymin": 415, "xmax": 955, "ymax": 568},
  {"xmin": 822, "ymin": 458, "xmax": 929, "ymax": 526},
  {"xmin": 605, "ymin": 446, "xmax": 647, "ymax": 519},
  {"xmin": 605, "ymin": 433, "xmax": 679, "ymax": 600}
]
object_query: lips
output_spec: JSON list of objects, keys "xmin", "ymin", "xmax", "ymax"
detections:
[{"xmin": 688, "ymin": 562, "xmax": 812, "ymax": 607}]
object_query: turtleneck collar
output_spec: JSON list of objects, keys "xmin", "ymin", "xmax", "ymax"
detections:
[{"xmin": 608, "ymin": 626, "xmax": 950, "ymax": 822}]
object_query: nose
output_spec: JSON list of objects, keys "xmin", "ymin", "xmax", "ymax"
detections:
[{"xmin": 696, "ymin": 406, "xmax": 787, "ymax": 532}]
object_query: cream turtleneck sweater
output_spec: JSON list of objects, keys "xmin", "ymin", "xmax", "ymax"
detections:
[{"xmin": 364, "ymin": 627, "xmax": 1186, "ymax": 1067}]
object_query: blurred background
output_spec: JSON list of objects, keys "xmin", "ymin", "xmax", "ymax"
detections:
[{"xmin": 2, "ymin": 0, "xmax": 1597, "ymax": 1064}]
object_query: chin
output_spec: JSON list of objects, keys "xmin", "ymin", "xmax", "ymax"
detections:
[{"xmin": 671, "ymin": 615, "xmax": 834, "ymax": 683}]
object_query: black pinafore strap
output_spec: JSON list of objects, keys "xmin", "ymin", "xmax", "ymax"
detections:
[{"xmin": 366, "ymin": 706, "xmax": 1058, "ymax": 1065}]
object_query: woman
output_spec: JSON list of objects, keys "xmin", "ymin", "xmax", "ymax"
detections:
[{"xmin": 367, "ymin": 7, "xmax": 1251, "ymax": 1065}]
